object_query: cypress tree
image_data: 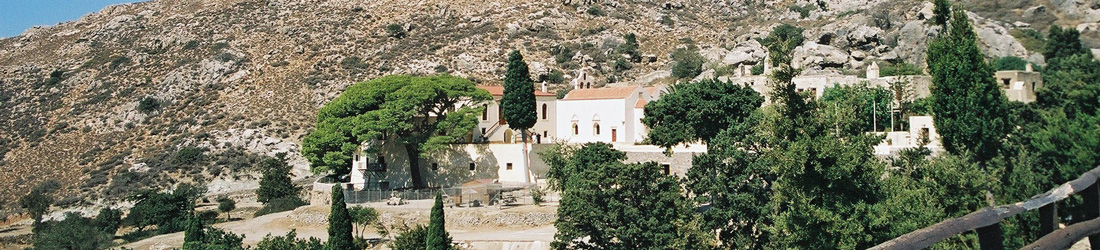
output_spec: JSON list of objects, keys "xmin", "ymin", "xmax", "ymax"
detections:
[
  {"xmin": 326, "ymin": 185, "xmax": 353, "ymax": 250},
  {"xmin": 182, "ymin": 214, "xmax": 204, "ymax": 250},
  {"xmin": 426, "ymin": 192, "xmax": 452, "ymax": 250},
  {"xmin": 926, "ymin": 9, "xmax": 1008, "ymax": 163},
  {"xmin": 502, "ymin": 50, "xmax": 537, "ymax": 183},
  {"xmin": 932, "ymin": 0, "xmax": 951, "ymax": 27}
]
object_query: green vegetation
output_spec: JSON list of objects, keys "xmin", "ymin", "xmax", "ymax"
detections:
[
  {"xmin": 256, "ymin": 153, "xmax": 301, "ymax": 204},
  {"xmin": 256, "ymin": 230, "xmax": 324, "ymax": 250},
  {"xmin": 880, "ymin": 62, "xmax": 924, "ymax": 76},
  {"xmin": 33, "ymin": 212, "xmax": 115, "ymax": 250},
  {"xmin": 932, "ymin": 0, "xmax": 951, "ymax": 26},
  {"xmin": 788, "ymin": 4, "xmax": 814, "ymax": 18},
  {"xmin": 426, "ymin": 192, "xmax": 452, "ymax": 250},
  {"xmin": 326, "ymin": 185, "xmax": 354, "ymax": 250},
  {"xmin": 217, "ymin": 197, "xmax": 236, "ymax": 221},
  {"xmin": 386, "ymin": 23, "xmax": 406, "ymax": 39},
  {"xmin": 349, "ymin": 206, "xmax": 381, "ymax": 240},
  {"xmin": 390, "ymin": 225, "xmax": 429, "ymax": 250},
  {"xmin": 138, "ymin": 96, "xmax": 162, "ymax": 113},
  {"xmin": 254, "ymin": 196, "xmax": 308, "ymax": 217},
  {"xmin": 502, "ymin": 50, "xmax": 538, "ymax": 168},
  {"xmin": 642, "ymin": 78, "xmax": 763, "ymax": 151},
  {"xmin": 585, "ymin": 6, "xmax": 605, "ymax": 16},
  {"xmin": 926, "ymin": 9, "xmax": 1009, "ymax": 162},
  {"xmin": 759, "ymin": 24, "xmax": 804, "ymax": 67},
  {"xmin": 301, "ymin": 75, "xmax": 491, "ymax": 187},
  {"xmin": 20, "ymin": 180, "xmax": 60, "ymax": 227},
  {"xmin": 1010, "ymin": 28, "xmax": 1046, "ymax": 53},
  {"xmin": 993, "ymin": 56, "xmax": 1029, "ymax": 71},
  {"xmin": 547, "ymin": 143, "xmax": 707, "ymax": 249},
  {"xmin": 616, "ymin": 33, "xmax": 641, "ymax": 62},
  {"xmin": 671, "ymin": 45, "xmax": 704, "ymax": 79},
  {"xmin": 821, "ymin": 82, "xmax": 893, "ymax": 132},
  {"xmin": 126, "ymin": 183, "xmax": 205, "ymax": 234}
]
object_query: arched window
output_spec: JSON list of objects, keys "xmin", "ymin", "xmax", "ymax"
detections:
[
  {"xmin": 593, "ymin": 123, "xmax": 601, "ymax": 135},
  {"xmin": 572, "ymin": 123, "xmax": 579, "ymax": 135},
  {"xmin": 541, "ymin": 103, "xmax": 548, "ymax": 120}
]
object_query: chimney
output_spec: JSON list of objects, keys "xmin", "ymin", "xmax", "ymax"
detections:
[
  {"xmin": 1026, "ymin": 63, "xmax": 1034, "ymax": 72},
  {"xmin": 541, "ymin": 81, "xmax": 547, "ymax": 93}
]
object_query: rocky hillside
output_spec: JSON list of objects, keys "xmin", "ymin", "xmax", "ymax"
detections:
[{"xmin": 0, "ymin": 0, "xmax": 1097, "ymax": 210}]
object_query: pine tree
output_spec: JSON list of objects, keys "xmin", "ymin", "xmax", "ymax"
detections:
[
  {"xmin": 426, "ymin": 192, "xmax": 452, "ymax": 250},
  {"xmin": 326, "ymin": 185, "xmax": 353, "ymax": 250},
  {"xmin": 926, "ymin": 9, "xmax": 1008, "ymax": 163},
  {"xmin": 502, "ymin": 50, "xmax": 537, "ymax": 183}
]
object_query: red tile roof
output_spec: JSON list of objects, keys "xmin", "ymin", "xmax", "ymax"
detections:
[
  {"xmin": 635, "ymin": 99, "xmax": 648, "ymax": 108},
  {"xmin": 562, "ymin": 87, "xmax": 640, "ymax": 100},
  {"xmin": 477, "ymin": 85, "xmax": 556, "ymax": 97}
]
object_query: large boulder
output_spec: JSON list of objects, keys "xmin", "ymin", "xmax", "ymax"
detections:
[
  {"xmin": 971, "ymin": 13, "xmax": 1029, "ymax": 59},
  {"xmin": 792, "ymin": 42, "xmax": 850, "ymax": 69},
  {"xmin": 723, "ymin": 40, "xmax": 767, "ymax": 66}
]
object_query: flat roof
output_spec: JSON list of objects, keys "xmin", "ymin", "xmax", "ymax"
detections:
[{"xmin": 562, "ymin": 87, "xmax": 639, "ymax": 100}]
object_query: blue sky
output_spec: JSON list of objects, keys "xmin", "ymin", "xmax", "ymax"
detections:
[{"xmin": 0, "ymin": 1, "xmax": 145, "ymax": 38}]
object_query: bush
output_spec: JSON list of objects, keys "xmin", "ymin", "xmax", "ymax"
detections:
[
  {"xmin": 545, "ymin": 69, "xmax": 566, "ymax": 84},
  {"xmin": 586, "ymin": 6, "xmax": 605, "ymax": 16},
  {"xmin": 34, "ymin": 212, "xmax": 113, "ymax": 250},
  {"xmin": 671, "ymin": 47, "xmax": 704, "ymax": 79},
  {"xmin": 788, "ymin": 4, "xmax": 814, "ymax": 18},
  {"xmin": 993, "ymin": 56, "xmax": 1029, "ymax": 71},
  {"xmin": 386, "ymin": 23, "xmax": 407, "ymax": 39},
  {"xmin": 257, "ymin": 230, "xmax": 324, "ymax": 250},
  {"xmin": 434, "ymin": 65, "xmax": 449, "ymax": 73},
  {"xmin": 340, "ymin": 56, "xmax": 370, "ymax": 70},
  {"xmin": 173, "ymin": 146, "xmax": 206, "ymax": 166},
  {"xmin": 881, "ymin": 62, "xmax": 924, "ymax": 76},
  {"xmin": 613, "ymin": 58, "xmax": 632, "ymax": 72},
  {"xmin": 390, "ymin": 225, "xmax": 429, "ymax": 250},
  {"xmin": 751, "ymin": 63, "xmax": 765, "ymax": 75},
  {"xmin": 254, "ymin": 196, "xmax": 307, "ymax": 217},
  {"xmin": 1010, "ymin": 28, "xmax": 1046, "ymax": 53},
  {"xmin": 137, "ymin": 96, "xmax": 161, "ymax": 113},
  {"xmin": 658, "ymin": 15, "xmax": 675, "ymax": 26}
]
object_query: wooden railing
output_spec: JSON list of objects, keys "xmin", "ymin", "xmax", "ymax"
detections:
[{"xmin": 870, "ymin": 167, "xmax": 1100, "ymax": 250}]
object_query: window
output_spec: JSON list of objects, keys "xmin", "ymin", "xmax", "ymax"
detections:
[
  {"xmin": 1002, "ymin": 78, "xmax": 1011, "ymax": 87},
  {"xmin": 661, "ymin": 164, "xmax": 671, "ymax": 175},
  {"xmin": 572, "ymin": 123, "xmax": 579, "ymax": 135},
  {"xmin": 481, "ymin": 128, "xmax": 487, "ymax": 135},
  {"xmin": 378, "ymin": 155, "xmax": 387, "ymax": 171},
  {"xmin": 482, "ymin": 105, "xmax": 488, "ymax": 120},
  {"xmin": 469, "ymin": 163, "xmax": 476, "ymax": 171},
  {"xmin": 542, "ymin": 103, "xmax": 548, "ymax": 120},
  {"xmin": 432, "ymin": 163, "xmax": 439, "ymax": 171},
  {"xmin": 594, "ymin": 123, "xmax": 601, "ymax": 135},
  {"xmin": 543, "ymin": 131, "xmax": 548, "ymax": 137},
  {"xmin": 506, "ymin": 163, "xmax": 513, "ymax": 170}
]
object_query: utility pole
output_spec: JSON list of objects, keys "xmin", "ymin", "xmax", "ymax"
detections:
[{"xmin": 872, "ymin": 99, "xmax": 877, "ymax": 132}]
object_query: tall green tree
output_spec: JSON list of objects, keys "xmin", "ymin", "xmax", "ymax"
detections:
[
  {"xmin": 759, "ymin": 24, "xmax": 805, "ymax": 67},
  {"xmin": 426, "ymin": 192, "xmax": 452, "ymax": 250},
  {"xmin": 218, "ymin": 197, "xmax": 236, "ymax": 221},
  {"xmin": 1037, "ymin": 26, "xmax": 1100, "ymax": 116},
  {"xmin": 327, "ymin": 186, "xmax": 353, "ymax": 250},
  {"xmin": 932, "ymin": 0, "xmax": 951, "ymax": 27},
  {"xmin": 550, "ymin": 143, "xmax": 706, "ymax": 250},
  {"xmin": 642, "ymin": 78, "xmax": 764, "ymax": 151},
  {"xmin": 184, "ymin": 214, "xmax": 205, "ymax": 250},
  {"xmin": 127, "ymin": 183, "xmax": 205, "ymax": 233},
  {"xmin": 1043, "ymin": 26, "xmax": 1092, "ymax": 62},
  {"xmin": 257, "ymin": 153, "xmax": 301, "ymax": 204},
  {"xmin": 302, "ymin": 75, "xmax": 492, "ymax": 188},
  {"xmin": 926, "ymin": 9, "xmax": 1008, "ymax": 162},
  {"xmin": 820, "ymin": 82, "xmax": 894, "ymax": 133},
  {"xmin": 20, "ymin": 180, "xmax": 59, "ymax": 228},
  {"xmin": 503, "ymin": 51, "xmax": 538, "ymax": 183}
]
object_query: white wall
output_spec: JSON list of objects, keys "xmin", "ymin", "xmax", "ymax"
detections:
[
  {"xmin": 350, "ymin": 142, "xmax": 553, "ymax": 190},
  {"xmin": 474, "ymin": 96, "xmax": 557, "ymax": 144},
  {"xmin": 556, "ymin": 99, "xmax": 629, "ymax": 143}
]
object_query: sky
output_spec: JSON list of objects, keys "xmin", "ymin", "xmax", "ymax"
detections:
[{"xmin": 0, "ymin": 1, "xmax": 145, "ymax": 38}]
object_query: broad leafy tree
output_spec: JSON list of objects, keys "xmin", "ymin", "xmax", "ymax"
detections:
[
  {"xmin": 127, "ymin": 183, "xmax": 205, "ymax": 233},
  {"xmin": 926, "ymin": 9, "xmax": 1008, "ymax": 162},
  {"xmin": 302, "ymin": 75, "xmax": 492, "ymax": 187},
  {"xmin": 642, "ymin": 78, "xmax": 763, "ymax": 151},
  {"xmin": 327, "ymin": 185, "xmax": 353, "ymax": 250},
  {"xmin": 218, "ymin": 197, "xmax": 236, "ymax": 221},
  {"xmin": 349, "ymin": 206, "xmax": 380, "ymax": 240},
  {"xmin": 33, "ymin": 212, "xmax": 113, "ymax": 250},
  {"xmin": 820, "ymin": 82, "xmax": 893, "ymax": 133},
  {"xmin": 550, "ymin": 143, "xmax": 706, "ymax": 250},
  {"xmin": 1038, "ymin": 26, "xmax": 1100, "ymax": 116},
  {"xmin": 426, "ymin": 192, "xmax": 452, "ymax": 250},
  {"xmin": 20, "ymin": 180, "xmax": 59, "ymax": 228}
]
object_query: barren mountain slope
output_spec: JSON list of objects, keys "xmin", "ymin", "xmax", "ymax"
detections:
[{"xmin": 0, "ymin": 0, "xmax": 1095, "ymax": 210}]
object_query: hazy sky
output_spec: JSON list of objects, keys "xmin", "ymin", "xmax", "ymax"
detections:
[{"xmin": 0, "ymin": 1, "xmax": 145, "ymax": 38}]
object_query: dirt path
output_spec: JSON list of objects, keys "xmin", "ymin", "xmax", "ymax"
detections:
[{"xmin": 123, "ymin": 201, "xmax": 557, "ymax": 250}]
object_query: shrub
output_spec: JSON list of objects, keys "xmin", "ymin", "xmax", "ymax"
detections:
[
  {"xmin": 173, "ymin": 146, "xmax": 206, "ymax": 166},
  {"xmin": 751, "ymin": 63, "xmax": 765, "ymax": 75},
  {"xmin": 254, "ymin": 196, "xmax": 307, "ymax": 216},
  {"xmin": 33, "ymin": 212, "xmax": 113, "ymax": 250},
  {"xmin": 137, "ymin": 96, "xmax": 161, "ymax": 113},
  {"xmin": 545, "ymin": 69, "xmax": 565, "ymax": 84},
  {"xmin": 183, "ymin": 40, "xmax": 200, "ymax": 50},
  {"xmin": 109, "ymin": 56, "xmax": 131, "ymax": 70},
  {"xmin": 386, "ymin": 23, "xmax": 406, "ymax": 39},
  {"xmin": 881, "ymin": 62, "xmax": 924, "ymax": 76},
  {"xmin": 390, "ymin": 225, "xmax": 429, "ymax": 250},
  {"xmin": 658, "ymin": 15, "xmax": 675, "ymax": 26},
  {"xmin": 671, "ymin": 47, "xmax": 704, "ymax": 79},
  {"xmin": 586, "ymin": 6, "xmax": 605, "ymax": 16},
  {"xmin": 1010, "ymin": 28, "xmax": 1046, "ymax": 53},
  {"xmin": 613, "ymin": 58, "xmax": 632, "ymax": 72},
  {"xmin": 434, "ymin": 65, "xmax": 449, "ymax": 73},
  {"xmin": 341, "ymin": 56, "xmax": 370, "ymax": 70},
  {"xmin": 214, "ymin": 52, "xmax": 236, "ymax": 62},
  {"xmin": 993, "ymin": 56, "xmax": 1029, "ymax": 71},
  {"xmin": 788, "ymin": 4, "xmax": 814, "ymax": 18}
]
